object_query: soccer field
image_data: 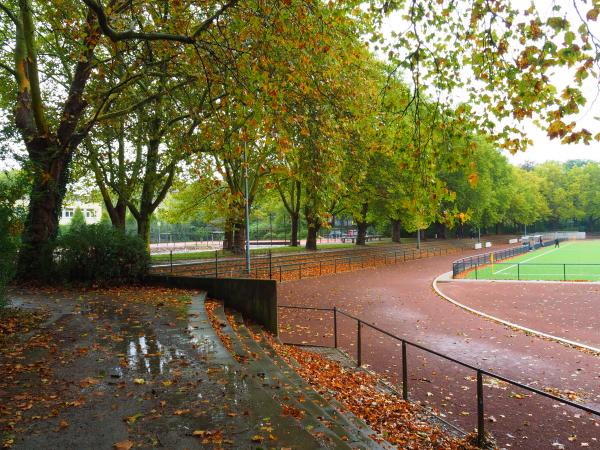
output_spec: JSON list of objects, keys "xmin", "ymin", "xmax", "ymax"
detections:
[{"xmin": 466, "ymin": 240, "xmax": 600, "ymax": 281}]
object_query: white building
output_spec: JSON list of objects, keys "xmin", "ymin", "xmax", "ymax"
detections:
[{"xmin": 59, "ymin": 202, "xmax": 102, "ymax": 226}]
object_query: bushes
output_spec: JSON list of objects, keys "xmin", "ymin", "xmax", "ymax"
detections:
[
  {"xmin": 0, "ymin": 207, "xmax": 19, "ymax": 307},
  {"xmin": 54, "ymin": 223, "xmax": 149, "ymax": 284}
]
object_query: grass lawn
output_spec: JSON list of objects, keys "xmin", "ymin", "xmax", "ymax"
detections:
[
  {"xmin": 151, "ymin": 240, "xmax": 394, "ymax": 262},
  {"xmin": 467, "ymin": 240, "xmax": 600, "ymax": 281}
]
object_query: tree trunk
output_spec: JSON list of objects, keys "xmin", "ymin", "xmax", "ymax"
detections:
[
  {"xmin": 103, "ymin": 196, "xmax": 127, "ymax": 230},
  {"xmin": 290, "ymin": 212, "xmax": 300, "ymax": 247},
  {"xmin": 355, "ymin": 203, "xmax": 368, "ymax": 246},
  {"xmin": 435, "ymin": 222, "xmax": 447, "ymax": 239},
  {"xmin": 137, "ymin": 215, "xmax": 151, "ymax": 247},
  {"xmin": 305, "ymin": 222, "xmax": 320, "ymax": 250},
  {"xmin": 16, "ymin": 145, "xmax": 70, "ymax": 280},
  {"xmin": 223, "ymin": 218, "xmax": 234, "ymax": 251},
  {"xmin": 232, "ymin": 222, "xmax": 246, "ymax": 255},
  {"xmin": 391, "ymin": 219, "xmax": 401, "ymax": 243}
]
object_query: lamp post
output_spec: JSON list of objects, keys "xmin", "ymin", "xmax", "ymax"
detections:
[
  {"xmin": 269, "ymin": 212, "xmax": 274, "ymax": 245},
  {"xmin": 244, "ymin": 138, "xmax": 251, "ymax": 274}
]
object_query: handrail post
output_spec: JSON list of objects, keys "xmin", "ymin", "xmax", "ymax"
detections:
[
  {"xmin": 517, "ymin": 263, "xmax": 520, "ymax": 280},
  {"xmin": 357, "ymin": 320, "xmax": 362, "ymax": 367},
  {"xmin": 215, "ymin": 250, "xmax": 218, "ymax": 278},
  {"xmin": 170, "ymin": 250, "xmax": 173, "ymax": 273},
  {"xmin": 319, "ymin": 260, "xmax": 322, "ymax": 276},
  {"xmin": 334, "ymin": 258, "xmax": 337, "ymax": 273},
  {"xmin": 477, "ymin": 370, "xmax": 485, "ymax": 447},
  {"xmin": 402, "ymin": 340, "xmax": 408, "ymax": 400},
  {"xmin": 299, "ymin": 263, "xmax": 302, "ymax": 280},
  {"xmin": 269, "ymin": 250, "xmax": 272, "ymax": 279},
  {"xmin": 563, "ymin": 263, "xmax": 566, "ymax": 281},
  {"xmin": 333, "ymin": 307, "xmax": 338, "ymax": 348}
]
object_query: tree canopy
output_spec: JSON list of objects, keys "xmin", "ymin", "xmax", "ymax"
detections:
[{"xmin": 1, "ymin": 0, "xmax": 599, "ymax": 276}]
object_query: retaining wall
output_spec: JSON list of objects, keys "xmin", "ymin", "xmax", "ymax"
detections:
[{"xmin": 144, "ymin": 275, "xmax": 277, "ymax": 334}]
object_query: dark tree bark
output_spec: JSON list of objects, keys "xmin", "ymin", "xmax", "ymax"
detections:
[
  {"xmin": 304, "ymin": 206, "xmax": 320, "ymax": 251},
  {"xmin": 223, "ymin": 219, "xmax": 234, "ymax": 251},
  {"xmin": 276, "ymin": 179, "xmax": 301, "ymax": 247},
  {"xmin": 290, "ymin": 212, "xmax": 300, "ymax": 247},
  {"xmin": 391, "ymin": 219, "xmax": 401, "ymax": 243},
  {"xmin": 137, "ymin": 216, "xmax": 151, "ymax": 245},
  {"xmin": 305, "ymin": 222, "xmax": 320, "ymax": 250},
  {"xmin": 355, "ymin": 203, "xmax": 368, "ymax": 246},
  {"xmin": 435, "ymin": 222, "xmax": 447, "ymax": 239},
  {"xmin": 232, "ymin": 222, "xmax": 246, "ymax": 255}
]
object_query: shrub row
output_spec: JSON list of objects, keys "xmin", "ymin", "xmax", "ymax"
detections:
[{"xmin": 52, "ymin": 223, "xmax": 150, "ymax": 284}]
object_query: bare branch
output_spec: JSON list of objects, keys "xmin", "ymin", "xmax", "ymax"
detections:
[
  {"xmin": 0, "ymin": 3, "xmax": 19, "ymax": 27},
  {"xmin": 82, "ymin": 0, "xmax": 239, "ymax": 43},
  {"xmin": 0, "ymin": 61, "xmax": 17, "ymax": 78}
]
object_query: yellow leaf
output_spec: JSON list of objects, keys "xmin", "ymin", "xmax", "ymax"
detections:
[{"xmin": 133, "ymin": 379, "xmax": 145, "ymax": 385}]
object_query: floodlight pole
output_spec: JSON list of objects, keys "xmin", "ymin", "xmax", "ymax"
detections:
[
  {"xmin": 478, "ymin": 227, "xmax": 481, "ymax": 243},
  {"xmin": 244, "ymin": 139, "xmax": 251, "ymax": 274},
  {"xmin": 524, "ymin": 224, "xmax": 527, "ymax": 236},
  {"xmin": 417, "ymin": 228, "xmax": 421, "ymax": 249}
]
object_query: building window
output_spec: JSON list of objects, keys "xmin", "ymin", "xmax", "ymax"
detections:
[{"xmin": 64, "ymin": 209, "xmax": 74, "ymax": 218}]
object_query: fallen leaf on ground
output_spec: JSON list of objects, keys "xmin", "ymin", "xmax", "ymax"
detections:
[{"xmin": 113, "ymin": 441, "xmax": 133, "ymax": 450}]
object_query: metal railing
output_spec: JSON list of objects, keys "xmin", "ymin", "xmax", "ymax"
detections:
[
  {"xmin": 153, "ymin": 243, "xmax": 472, "ymax": 281},
  {"xmin": 452, "ymin": 239, "xmax": 565, "ymax": 278},
  {"xmin": 277, "ymin": 304, "xmax": 600, "ymax": 447},
  {"xmin": 471, "ymin": 262, "xmax": 600, "ymax": 281}
]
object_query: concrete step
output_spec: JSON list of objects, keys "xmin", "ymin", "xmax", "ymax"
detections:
[
  {"xmin": 212, "ymin": 302, "xmax": 354, "ymax": 449},
  {"xmin": 245, "ymin": 322, "xmax": 396, "ymax": 450},
  {"xmin": 195, "ymin": 297, "xmax": 333, "ymax": 448},
  {"xmin": 218, "ymin": 305, "xmax": 392, "ymax": 449}
]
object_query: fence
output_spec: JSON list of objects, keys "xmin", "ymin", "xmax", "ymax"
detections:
[
  {"xmin": 153, "ymin": 243, "xmax": 471, "ymax": 282},
  {"xmin": 470, "ymin": 262, "xmax": 600, "ymax": 281},
  {"xmin": 452, "ymin": 238, "xmax": 565, "ymax": 278},
  {"xmin": 277, "ymin": 305, "xmax": 600, "ymax": 447}
]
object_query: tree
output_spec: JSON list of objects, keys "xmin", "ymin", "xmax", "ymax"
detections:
[
  {"xmin": 0, "ymin": 0, "xmax": 240, "ymax": 279},
  {"xmin": 372, "ymin": 1, "xmax": 600, "ymax": 152},
  {"xmin": 505, "ymin": 167, "xmax": 550, "ymax": 230},
  {"xmin": 571, "ymin": 163, "xmax": 600, "ymax": 231}
]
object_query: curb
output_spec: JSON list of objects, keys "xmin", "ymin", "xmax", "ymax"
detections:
[{"xmin": 432, "ymin": 272, "xmax": 600, "ymax": 354}]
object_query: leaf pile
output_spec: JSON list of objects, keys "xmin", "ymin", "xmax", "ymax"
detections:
[
  {"xmin": 261, "ymin": 332, "xmax": 477, "ymax": 450},
  {"xmin": 0, "ymin": 308, "xmax": 48, "ymax": 347}
]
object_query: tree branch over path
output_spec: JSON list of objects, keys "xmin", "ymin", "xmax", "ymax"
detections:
[{"xmin": 82, "ymin": 0, "xmax": 239, "ymax": 43}]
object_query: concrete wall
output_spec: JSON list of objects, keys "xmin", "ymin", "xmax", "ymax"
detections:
[{"xmin": 144, "ymin": 275, "xmax": 278, "ymax": 334}]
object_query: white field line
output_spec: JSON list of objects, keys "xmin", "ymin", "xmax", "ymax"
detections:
[
  {"xmin": 493, "ymin": 243, "xmax": 571, "ymax": 275},
  {"xmin": 432, "ymin": 272, "xmax": 600, "ymax": 354}
]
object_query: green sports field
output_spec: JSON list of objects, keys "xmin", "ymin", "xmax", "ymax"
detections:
[{"xmin": 466, "ymin": 240, "xmax": 600, "ymax": 281}]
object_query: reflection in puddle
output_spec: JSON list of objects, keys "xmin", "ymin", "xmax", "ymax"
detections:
[{"xmin": 125, "ymin": 334, "xmax": 186, "ymax": 376}]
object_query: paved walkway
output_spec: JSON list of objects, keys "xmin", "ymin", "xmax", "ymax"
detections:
[
  {"xmin": 278, "ymin": 249, "xmax": 600, "ymax": 449},
  {"xmin": 1, "ymin": 288, "xmax": 328, "ymax": 449}
]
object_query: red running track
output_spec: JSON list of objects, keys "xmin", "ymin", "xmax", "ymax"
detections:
[{"xmin": 278, "ymin": 249, "xmax": 600, "ymax": 449}]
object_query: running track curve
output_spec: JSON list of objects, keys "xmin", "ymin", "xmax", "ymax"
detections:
[{"xmin": 278, "ymin": 247, "xmax": 600, "ymax": 449}]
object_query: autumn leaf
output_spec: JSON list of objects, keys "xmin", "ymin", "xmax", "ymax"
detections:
[{"xmin": 113, "ymin": 441, "xmax": 133, "ymax": 450}]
